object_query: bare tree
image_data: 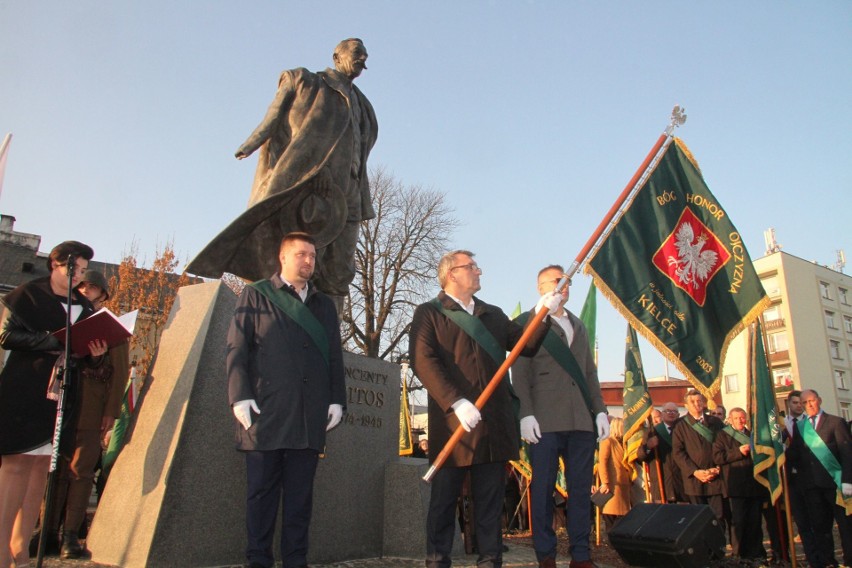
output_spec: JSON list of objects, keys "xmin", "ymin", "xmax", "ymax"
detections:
[{"xmin": 341, "ymin": 166, "xmax": 459, "ymax": 362}]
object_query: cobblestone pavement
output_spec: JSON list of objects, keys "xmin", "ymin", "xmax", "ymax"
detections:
[{"xmin": 36, "ymin": 540, "xmax": 618, "ymax": 568}]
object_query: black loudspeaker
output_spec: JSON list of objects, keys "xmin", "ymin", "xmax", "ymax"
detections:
[{"xmin": 608, "ymin": 503, "xmax": 726, "ymax": 567}]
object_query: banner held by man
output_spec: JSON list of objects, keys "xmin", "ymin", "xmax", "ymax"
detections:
[{"xmin": 586, "ymin": 137, "xmax": 770, "ymax": 399}]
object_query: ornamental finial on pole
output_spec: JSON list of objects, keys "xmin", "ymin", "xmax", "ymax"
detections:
[{"xmin": 666, "ymin": 105, "xmax": 687, "ymax": 136}]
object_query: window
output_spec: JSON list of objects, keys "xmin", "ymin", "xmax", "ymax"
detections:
[
  {"xmin": 764, "ymin": 305, "xmax": 781, "ymax": 321},
  {"xmin": 841, "ymin": 288, "xmax": 849, "ymax": 305},
  {"xmin": 842, "ymin": 402, "xmax": 851, "ymax": 421},
  {"xmin": 773, "ymin": 368, "xmax": 793, "ymax": 388},
  {"xmin": 724, "ymin": 374, "xmax": 739, "ymax": 393},
  {"xmin": 845, "ymin": 316, "xmax": 852, "ymax": 334},
  {"xmin": 767, "ymin": 332, "xmax": 788, "ymax": 353},
  {"xmin": 826, "ymin": 311, "xmax": 838, "ymax": 329},
  {"xmin": 836, "ymin": 369, "xmax": 848, "ymax": 390},
  {"xmin": 831, "ymin": 340, "xmax": 842, "ymax": 359},
  {"xmin": 762, "ymin": 275, "xmax": 780, "ymax": 297},
  {"xmin": 821, "ymin": 281, "xmax": 833, "ymax": 300}
]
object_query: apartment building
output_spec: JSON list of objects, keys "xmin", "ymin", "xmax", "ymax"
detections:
[{"xmin": 721, "ymin": 250, "xmax": 852, "ymax": 418}]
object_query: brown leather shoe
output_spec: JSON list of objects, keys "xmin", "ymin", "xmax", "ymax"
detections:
[
  {"xmin": 538, "ymin": 558, "xmax": 557, "ymax": 568},
  {"xmin": 569, "ymin": 560, "xmax": 598, "ymax": 568}
]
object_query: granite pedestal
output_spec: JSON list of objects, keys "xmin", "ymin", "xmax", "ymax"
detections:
[{"xmin": 87, "ymin": 282, "xmax": 400, "ymax": 566}]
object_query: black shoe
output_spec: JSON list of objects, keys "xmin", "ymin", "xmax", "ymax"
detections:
[
  {"xmin": 29, "ymin": 532, "xmax": 61, "ymax": 557},
  {"xmin": 60, "ymin": 531, "xmax": 85, "ymax": 559}
]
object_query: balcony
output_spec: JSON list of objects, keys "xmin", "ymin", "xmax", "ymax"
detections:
[
  {"xmin": 765, "ymin": 318, "xmax": 785, "ymax": 331},
  {"xmin": 769, "ymin": 350, "xmax": 790, "ymax": 364}
]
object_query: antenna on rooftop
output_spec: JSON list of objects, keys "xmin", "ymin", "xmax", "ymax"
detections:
[
  {"xmin": 835, "ymin": 250, "xmax": 846, "ymax": 273},
  {"xmin": 763, "ymin": 228, "xmax": 782, "ymax": 255}
]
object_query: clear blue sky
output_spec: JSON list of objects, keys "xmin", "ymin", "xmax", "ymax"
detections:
[{"xmin": 1, "ymin": 1, "xmax": 850, "ymax": 383}]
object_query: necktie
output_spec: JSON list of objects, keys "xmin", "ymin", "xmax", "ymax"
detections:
[
  {"xmin": 811, "ymin": 415, "xmax": 817, "ymax": 428},
  {"xmin": 792, "ymin": 417, "xmax": 798, "ymax": 439}
]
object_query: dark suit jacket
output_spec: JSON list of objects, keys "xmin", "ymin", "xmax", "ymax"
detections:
[
  {"xmin": 0, "ymin": 277, "xmax": 95, "ymax": 453},
  {"xmin": 226, "ymin": 274, "xmax": 346, "ymax": 452},
  {"xmin": 409, "ymin": 292, "xmax": 548, "ymax": 467},
  {"xmin": 638, "ymin": 422, "xmax": 684, "ymax": 502},
  {"xmin": 712, "ymin": 427, "xmax": 766, "ymax": 498},
  {"xmin": 672, "ymin": 413, "xmax": 725, "ymax": 496},
  {"xmin": 787, "ymin": 411, "xmax": 852, "ymax": 491}
]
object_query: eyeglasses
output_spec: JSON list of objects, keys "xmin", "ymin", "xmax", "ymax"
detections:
[{"xmin": 450, "ymin": 263, "xmax": 481, "ymax": 272}]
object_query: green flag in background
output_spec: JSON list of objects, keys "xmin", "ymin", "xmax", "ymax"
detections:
[
  {"xmin": 748, "ymin": 320, "xmax": 785, "ymax": 504},
  {"xmin": 622, "ymin": 324, "xmax": 652, "ymax": 477},
  {"xmin": 586, "ymin": 138, "xmax": 770, "ymax": 399},
  {"xmin": 579, "ymin": 281, "xmax": 597, "ymax": 356},
  {"xmin": 510, "ymin": 302, "xmax": 522, "ymax": 320}
]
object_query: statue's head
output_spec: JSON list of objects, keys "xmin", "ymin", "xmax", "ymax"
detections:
[{"xmin": 333, "ymin": 38, "xmax": 368, "ymax": 80}]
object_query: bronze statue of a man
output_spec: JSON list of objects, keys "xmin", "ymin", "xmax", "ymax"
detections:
[{"xmin": 187, "ymin": 38, "xmax": 378, "ymax": 311}]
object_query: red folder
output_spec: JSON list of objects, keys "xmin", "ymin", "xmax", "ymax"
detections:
[{"xmin": 52, "ymin": 308, "xmax": 133, "ymax": 356}]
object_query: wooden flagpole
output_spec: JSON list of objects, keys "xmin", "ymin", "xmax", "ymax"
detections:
[
  {"xmin": 654, "ymin": 448, "xmax": 666, "ymax": 503},
  {"xmin": 422, "ymin": 106, "xmax": 686, "ymax": 483}
]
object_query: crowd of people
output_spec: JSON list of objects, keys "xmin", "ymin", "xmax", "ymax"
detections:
[
  {"xmin": 407, "ymin": 250, "xmax": 852, "ymax": 568},
  {"xmin": 4, "ymin": 238, "xmax": 850, "ymax": 568}
]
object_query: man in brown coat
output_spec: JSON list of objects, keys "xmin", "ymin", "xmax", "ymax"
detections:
[
  {"xmin": 637, "ymin": 402, "xmax": 684, "ymax": 503},
  {"xmin": 671, "ymin": 390, "xmax": 725, "ymax": 527},
  {"xmin": 409, "ymin": 250, "xmax": 558, "ymax": 568}
]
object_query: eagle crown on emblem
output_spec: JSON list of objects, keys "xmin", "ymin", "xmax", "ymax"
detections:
[{"xmin": 666, "ymin": 222, "xmax": 719, "ymax": 287}]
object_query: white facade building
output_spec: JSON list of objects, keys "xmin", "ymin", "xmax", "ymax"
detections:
[{"xmin": 721, "ymin": 251, "xmax": 852, "ymax": 418}]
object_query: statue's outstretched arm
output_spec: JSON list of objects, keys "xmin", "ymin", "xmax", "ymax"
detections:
[{"xmin": 235, "ymin": 71, "xmax": 296, "ymax": 159}]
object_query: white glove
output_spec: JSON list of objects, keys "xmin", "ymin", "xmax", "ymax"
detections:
[
  {"xmin": 520, "ymin": 415, "xmax": 541, "ymax": 444},
  {"xmin": 536, "ymin": 291, "xmax": 562, "ymax": 316},
  {"xmin": 843, "ymin": 483, "xmax": 852, "ymax": 498},
  {"xmin": 327, "ymin": 403, "xmax": 343, "ymax": 431},
  {"xmin": 452, "ymin": 399, "xmax": 481, "ymax": 432},
  {"xmin": 595, "ymin": 412, "xmax": 610, "ymax": 441},
  {"xmin": 233, "ymin": 399, "xmax": 260, "ymax": 430}
]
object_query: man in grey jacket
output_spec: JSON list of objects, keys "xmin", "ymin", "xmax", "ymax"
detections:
[{"xmin": 512, "ymin": 265, "xmax": 610, "ymax": 568}]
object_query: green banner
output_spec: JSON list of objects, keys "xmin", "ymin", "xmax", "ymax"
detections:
[
  {"xmin": 623, "ymin": 324, "xmax": 652, "ymax": 475},
  {"xmin": 586, "ymin": 138, "xmax": 770, "ymax": 398},
  {"xmin": 579, "ymin": 281, "xmax": 597, "ymax": 349},
  {"xmin": 748, "ymin": 320, "xmax": 784, "ymax": 504}
]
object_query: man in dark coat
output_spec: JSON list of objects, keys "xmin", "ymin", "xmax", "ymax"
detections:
[
  {"xmin": 227, "ymin": 232, "xmax": 346, "ymax": 568},
  {"xmin": 637, "ymin": 401, "xmax": 684, "ymax": 503},
  {"xmin": 671, "ymin": 389, "xmax": 725, "ymax": 526},
  {"xmin": 511, "ymin": 265, "xmax": 609, "ymax": 568},
  {"xmin": 409, "ymin": 250, "xmax": 558, "ymax": 568},
  {"xmin": 188, "ymin": 39, "xmax": 378, "ymax": 313},
  {"xmin": 712, "ymin": 407, "xmax": 767, "ymax": 561},
  {"xmin": 787, "ymin": 388, "xmax": 852, "ymax": 568}
]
